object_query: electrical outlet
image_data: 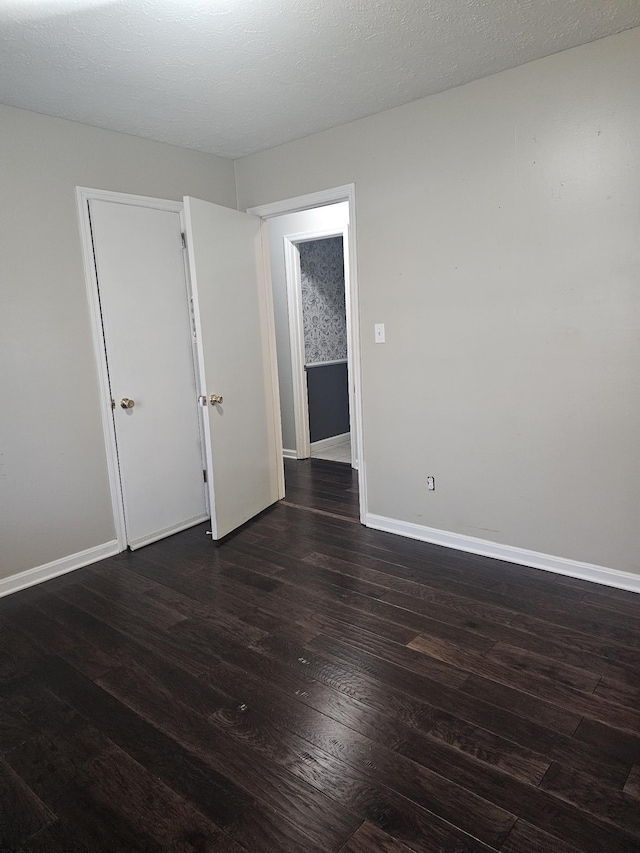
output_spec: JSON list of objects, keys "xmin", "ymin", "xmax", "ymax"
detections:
[{"xmin": 427, "ymin": 476, "xmax": 435, "ymax": 491}]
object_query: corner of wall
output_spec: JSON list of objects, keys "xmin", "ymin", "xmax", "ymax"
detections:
[{"xmin": 233, "ymin": 158, "xmax": 240, "ymax": 212}]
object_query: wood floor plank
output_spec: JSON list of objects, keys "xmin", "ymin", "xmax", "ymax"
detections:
[
  {"xmin": 297, "ymin": 609, "xmax": 420, "ymax": 646},
  {"xmin": 274, "ymin": 528, "xmax": 640, "ymax": 647},
  {"xmin": 81, "ymin": 747, "xmax": 250, "ymax": 852},
  {"xmin": 0, "ymin": 756, "xmax": 56, "ymax": 850},
  {"xmin": 485, "ymin": 641, "xmax": 601, "ymax": 693},
  {"xmin": 508, "ymin": 612, "xmax": 640, "ymax": 666},
  {"xmin": 389, "ymin": 729, "xmax": 640, "ymax": 852},
  {"xmin": 209, "ymin": 701, "xmax": 506, "ymax": 852},
  {"xmin": 7, "ymin": 734, "xmax": 166, "ymax": 853},
  {"xmin": 301, "ymin": 551, "xmax": 498, "ymax": 651},
  {"xmin": 338, "ymin": 821, "xmax": 416, "ymax": 852},
  {"xmin": 3, "ymin": 677, "xmax": 169, "ymax": 852},
  {"xmin": 60, "ymin": 581, "xmax": 266, "ymax": 653},
  {"xmin": 0, "ymin": 618, "xmax": 43, "ymax": 684},
  {"xmin": 408, "ymin": 634, "xmax": 640, "ymax": 734},
  {"xmin": 15, "ymin": 821, "xmax": 102, "ymax": 852},
  {"xmin": 539, "ymin": 761, "xmax": 640, "ymax": 838},
  {"xmin": 193, "ymin": 617, "xmax": 551, "ymax": 787},
  {"xmin": 581, "ymin": 589, "xmax": 640, "ymax": 620},
  {"xmin": 409, "ymin": 632, "xmax": 600, "ymax": 695},
  {"xmin": 382, "ymin": 587, "xmax": 519, "ymax": 628},
  {"xmin": 624, "ymin": 765, "xmax": 640, "ymax": 800},
  {"xmin": 143, "ymin": 546, "xmax": 420, "ymax": 647},
  {"xmin": 221, "ymin": 544, "xmax": 470, "ymax": 639},
  {"xmin": 3, "ymin": 458, "xmax": 640, "ymax": 852},
  {"xmin": 305, "ymin": 633, "xmax": 582, "ymax": 737},
  {"xmin": 295, "ymin": 540, "xmax": 584, "ymax": 610},
  {"xmin": 201, "ymin": 677, "xmax": 517, "ymax": 847},
  {"xmin": 143, "ymin": 580, "xmax": 285, "ymax": 634},
  {"xmin": 2, "ymin": 602, "xmax": 118, "ymax": 681},
  {"xmin": 500, "ymin": 820, "xmax": 583, "ymax": 853},
  {"xmin": 573, "ymin": 717, "xmax": 640, "ymax": 766},
  {"xmin": 227, "ymin": 541, "xmax": 391, "ymax": 601},
  {"xmin": 0, "ymin": 696, "xmax": 36, "ymax": 755},
  {"xmin": 303, "ymin": 634, "xmax": 630, "ymax": 787},
  {"xmin": 96, "ymin": 661, "xmax": 362, "ymax": 852},
  {"xmin": 221, "ymin": 541, "xmax": 537, "ymax": 672},
  {"xmin": 265, "ymin": 518, "xmax": 587, "ymax": 613},
  {"xmin": 39, "ymin": 655, "xmax": 336, "ymax": 853},
  {"xmin": 65, "ymin": 580, "xmax": 188, "ymax": 631},
  {"xmin": 304, "ymin": 621, "xmax": 469, "ymax": 688},
  {"xmin": 593, "ymin": 673, "xmax": 640, "ymax": 709}
]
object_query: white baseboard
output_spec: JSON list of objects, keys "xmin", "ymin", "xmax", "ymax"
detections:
[
  {"xmin": 0, "ymin": 540, "xmax": 121, "ymax": 599},
  {"xmin": 365, "ymin": 513, "xmax": 640, "ymax": 594},
  {"xmin": 283, "ymin": 448, "xmax": 297, "ymax": 459},
  {"xmin": 310, "ymin": 432, "xmax": 350, "ymax": 453},
  {"xmin": 128, "ymin": 514, "xmax": 209, "ymax": 551}
]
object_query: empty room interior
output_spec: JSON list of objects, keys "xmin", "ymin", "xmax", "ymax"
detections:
[{"xmin": 1, "ymin": 2, "xmax": 640, "ymax": 851}]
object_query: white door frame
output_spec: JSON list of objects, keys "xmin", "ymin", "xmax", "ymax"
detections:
[
  {"xmin": 248, "ymin": 184, "xmax": 367, "ymax": 522},
  {"xmin": 76, "ymin": 186, "xmax": 207, "ymax": 551},
  {"xmin": 283, "ymin": 226, "xmax": 354, "ymax": 464}
]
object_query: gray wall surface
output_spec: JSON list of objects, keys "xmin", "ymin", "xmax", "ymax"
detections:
[
  {"xmin": 3, "ymin": 27, "xmax": 640, "ymax": 589},
  {"xmin": 0, "ymin": 105, "xmax": 236, "ymax": 581},
  {"xmin": 236, "ymin": 28, "xmax": 640, "ymax": 574}
]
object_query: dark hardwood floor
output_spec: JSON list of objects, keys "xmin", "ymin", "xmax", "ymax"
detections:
[{"xmin": 2, "ymin": 457, "xmax": 640, "ymax": 852}]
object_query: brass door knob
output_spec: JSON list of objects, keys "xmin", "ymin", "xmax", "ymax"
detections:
[
  {"xmin": 209, "ymin": 394, "xmax": 223, "ymax": 405},
  {"xmin": 120, "ymin": 398, "xmax": 135, "ymax": 409}
]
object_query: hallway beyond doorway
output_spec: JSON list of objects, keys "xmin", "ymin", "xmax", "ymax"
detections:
[{"xmin": 311, "ymin": 434, "xmax": 351, "ymax": 464}]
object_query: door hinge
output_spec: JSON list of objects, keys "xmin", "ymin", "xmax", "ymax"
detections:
[
  {"xmin": 203, "ymin": 469, "xmax": 207, "ymax": 483},
  {"xmin": 181, "ymin": 232, "xmax": 187, "ymax": 249}
]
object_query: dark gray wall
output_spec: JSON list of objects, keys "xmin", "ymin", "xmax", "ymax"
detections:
[{"xmin": 306, "ymin": 362, "xmax": 350, "ymax": 443}]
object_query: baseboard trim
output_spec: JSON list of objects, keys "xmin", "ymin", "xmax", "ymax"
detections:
[
  {"xmin": 283, "ymin": 448, "xmax": 297, "ymax": 459},
  {"xmin": 310, "ymin": 432, "xmax": 350, "ymax": 453},
  {"xmin": 365, "ymin": 513, "xmax": 640, "ymax": 594},
  {"xmin": 128, "ymin": 514, "xmax": 210, "ymax": 551},
  {"xmin": 0, "ymin": 540, "xmax": 121, "ymax": 599}
]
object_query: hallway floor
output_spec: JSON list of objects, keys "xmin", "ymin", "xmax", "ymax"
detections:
[
  {"xmin": 310, "ymin": 434, "xmax": 351, "ymax": 463},
  {"xmin": 1, "ymin": 458, "xmax": 640, "ymax": 851}
]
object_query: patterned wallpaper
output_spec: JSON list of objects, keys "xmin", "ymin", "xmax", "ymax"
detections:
[{"xmin": 299, "ymin": 236, "xmax": 347, "ymax": 364}]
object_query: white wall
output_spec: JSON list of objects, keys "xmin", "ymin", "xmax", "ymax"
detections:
[
  {"xmin": 236, "ymin": 28, "xmax": 640, "ymax": 574},
  {"xmin": 265, "ymin": 203, "xmax": 349, "ymax": 452},
  {"xmin": 0, "ymin": 105, "xmax": 236, "ymax": 582}
]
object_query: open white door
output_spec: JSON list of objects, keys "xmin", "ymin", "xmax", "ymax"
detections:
[{"xmin": 183, "ymin": 197, "xmax": 284, "ymax": 539}]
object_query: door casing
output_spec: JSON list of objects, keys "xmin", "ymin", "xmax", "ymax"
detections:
[
  {"xmin": 283, "ymin": 226, "xmax": 355, "ymax": 466},
  {"xmin": 248, "ymin": 184, "xmax": 367, "ymax": 523}
]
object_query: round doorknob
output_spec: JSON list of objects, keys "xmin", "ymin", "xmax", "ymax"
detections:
[
  {"xmin": 120, "ymin": 398, "xmax": 135, "ymax": 409},
  {"xmin": 209, "ymin": 394, "xmax": 223, "ymax": 405}
]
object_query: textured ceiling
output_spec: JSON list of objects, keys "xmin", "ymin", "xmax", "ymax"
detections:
[{"xmin": 1, "ymin": 0, "xmax": 639, "ymax": 158}]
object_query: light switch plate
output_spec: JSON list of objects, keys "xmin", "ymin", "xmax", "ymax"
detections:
[{"xmin": 374, "ymin": 323, "xmax": 385, "ymax": 343}]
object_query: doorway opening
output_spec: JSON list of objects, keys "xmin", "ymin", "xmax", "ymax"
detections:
[
  {"xmin": 291, "ymin": 233, "xmax": 351, "ymax": 464},
  {"xmin": 248, "ymin": 185, "xmax": 366, "ymax": 521}
]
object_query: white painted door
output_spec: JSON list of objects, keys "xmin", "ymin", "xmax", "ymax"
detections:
[
  {"xmin": 183, "ymin": 197, "xmax": 283, "ymax": 539},
  {"xmin": 89, "ymin": 199, "xmax": 208, "ymax": 549}
]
